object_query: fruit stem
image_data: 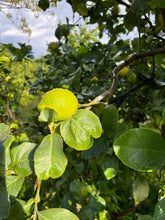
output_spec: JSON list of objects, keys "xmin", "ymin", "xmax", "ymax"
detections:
[
  {"xmin": 48, "ymin": 121, "xmax": 62, "ymax": 134},
  {"xmin": 33, "ymin": 178, "xmax": 42, "ymax": 220}
]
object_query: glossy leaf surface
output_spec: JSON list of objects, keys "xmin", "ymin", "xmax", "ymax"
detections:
[{"xmin": 114, "ymin": 128, "xmax": 165, "ymax": 171}]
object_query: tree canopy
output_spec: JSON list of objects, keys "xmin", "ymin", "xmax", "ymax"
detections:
[{"xmin": 1, "ymin": 0, "xmax": 165, "ymax": 220}]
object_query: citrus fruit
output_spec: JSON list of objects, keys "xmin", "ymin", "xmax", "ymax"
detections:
[
  {"xmin": 118, "ymin": 67, "xmax": 130, "ymax": 76},
  {"xmin": 38, "ymin": 88, "xmax": 78, "ymax": 121},
  {"xmin": 126, "ymin": 71, "xmax": 137, "ymax": 83}
]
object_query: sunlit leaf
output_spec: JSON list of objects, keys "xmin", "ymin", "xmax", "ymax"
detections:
[
  {"xmin": 34, "ymin": 133, "xmax": 68, "ymax": 180},
  {"xmin": 37, "ymin": 208, "xmax": 79, "ymax": 220}
]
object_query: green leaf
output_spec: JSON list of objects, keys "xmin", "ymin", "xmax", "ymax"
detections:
[
  {"xmin": 101, "ymin": 105, "xmax": 119, "ymax": 136},
  {"xmin": 133, "ymin": 176, "xmax": 149, "ymax": 205},
  {"xmin": 88, "ymin": 195, "xmax": 106, "ymax": 213},
  {"xmin": 138, "ymin": 215, "xmax": 154, "ymax": 220},
  {"xmin": 73, "ymin": 110, "xmax": 102, "ymax": 138},
  {"xmin": 154, "ymin": 198, "xmax": 165, "ymax": 220},
  {"xmin": 11, "ymin": 142, "xmax": 36, "ymax": 177},
  {"xmin": 102, "ymin": 154, "xmax": 118, "ymax": 180},
  {"xmin": 0, "ymin": 124, "xmax": 10, "ymax": 176},
  {"xmin": 38, "ymin": 108, "xmax": 58, "ymax": 122},
  {"xmin": 148, "ymin": 0, "xmax": 165, "ymax": 9},
  {"xmin": 6, "ymin": 175, "xmax": 25, "ymax": 197},
  {"xmin": 0, "ymin": 123, "xmax": 9, "ymax": 144},
  {"xmin": 114, "ymin": 128, "xmax": 165, "ymax": 171},
  {"xmin": 5, "ymin": 197, "xmax": 26, "ymax": 220},
  {"xmin": 0, "ymin": 56, "xmax": 10, "ymax": 62},
  {"xmin": 81, "ymin": 134, "xmax": 109, "ymax": 159},
  {"xmin": 60, "ymin": 118, "xmax": 93, "ymax": 151},
  {"xmin": 162, "ymin": 108, "xmax": 165, "ymax": 124},
  {"xmin": 4, "ymin": 135, "xmax": 15, "ymax": 169},
  {"xmin": 34, "ymin": 133, "xmax": 68, "ymax": 180},
  {"xmin": 0, "ymin": 182, "xmax": 10, "ymax": 219},
  {"xmin": 60, "ymin": 109, "xmax": 102, "ymax": 151},
  {"xmin": 70, "ymin": 180, "xmax": 88, "ymax": 200},
  {"xmin": 37, "ymin": 208, "xmax": 79, "ymax": 220}
]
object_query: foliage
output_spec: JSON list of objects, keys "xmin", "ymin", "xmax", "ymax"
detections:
[{"xmin": 1, "ymin": 0, "xmax": 165, "ymax": 219}]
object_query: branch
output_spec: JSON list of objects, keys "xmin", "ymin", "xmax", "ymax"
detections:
[
  {"xmin": 109, "ymin": 78, "xmax": 154, "ymax": 105},
  {"xmin": 6, "ymin": 103, "xmax": 17, "ymax": 121},
  {"xmin": 113, "ymin": 199, "xmax": 148, "ymax": 220},
  {"xmin": 116, "ymin": 0, "xmax": 130, "ymax": 8},
  {"xmin": 91, "ymin": 47, "xmax": 165, "ymax": 105}
]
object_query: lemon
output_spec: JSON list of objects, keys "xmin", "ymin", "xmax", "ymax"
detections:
[
  {"xmin": 38, "ymin": 88, "xmax": 78, "ymax": 121},
  {"xmin": 118, "ymin": 67, "xmax": 130, "ymax": 76}
]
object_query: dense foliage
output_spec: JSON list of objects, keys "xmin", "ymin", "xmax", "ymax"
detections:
[{"xmin": 1, "ymin": 0, "xmax": 165, "ymax": 219}]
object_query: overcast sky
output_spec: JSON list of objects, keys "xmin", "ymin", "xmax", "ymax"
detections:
[{"xmin": 0, "ymin": 1, "xmax": 81, "ymax": 57}]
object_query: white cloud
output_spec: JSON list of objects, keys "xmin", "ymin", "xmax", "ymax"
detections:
[{"xmin": 0, "ymin": 0, "xmax": 77, "ymax": 56}]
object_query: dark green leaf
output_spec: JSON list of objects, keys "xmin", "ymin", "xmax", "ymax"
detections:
[
  {"xmin": 0, "ymin": 182, "xmax": 10, "ymax": 219},
  {"xmin": 102, "ymin": 154, "xmax": 118, "ymax": 180},
  {"xmin": 114, "ymin": 128, "xmax": 165, "ymax": 171},
  {"xmin": 133, "ymin": 176, "xmax": 149, "ymax": 205},
  {"xmin": 5, "ymin": 197, "xmax": 26, "ymax": 220},
  {"xmin": 34, "ymin": 133, "xmax": 68, "ymax": 180},
  {"xmin": 148, "ymin": 0, "xmax": 165, "ymax": 9},
  {"xmin": 138, "ymin": 215, "xmax": 154, "ymax": 220},
  {"xmin": 88, "ymin": 195, "xmax": 106, "ymax": 213},
  {"xmin": 154, "ymin": 198, "xmax": 165, "ymax": 220},
  {"xmin": 101, "ymin": 105, "xmax": 119, "ymax": 137},
  {"xmin": 81, "ymin": 134, "xmax": 109, "ymax": 159}
]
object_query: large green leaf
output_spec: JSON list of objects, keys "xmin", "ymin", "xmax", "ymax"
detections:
[
  {"xmin": 154, "ymin": 198, "xmax": 165, "ymax": 220},
  {"xmin": 114, "ymin": 128, "xmax": 165, "ymax": 171},
  {"xmin": 34, "ymin": 133, "xmax": 68, "ymax": 180},
  {"xmin": 0, "ymin": 182, "xmax": 10, "ymax": 219},
  {"xmin": 6, "ymin": 175, "xmax": 25, "ymax": 197},
  {"xmin": 11, "ymin": 142, "xmax": 36, "ymax": 177},
  {"xmin": 37, "ymin": 208, "xmax": 79, "ymax": 220},
  {"xmin": 60, "ymin": 109, "xmax": 102, "ymax": 151},
  {"xmin": 133, "ymin": 176, "xmax": 149, "ymax": 205}
]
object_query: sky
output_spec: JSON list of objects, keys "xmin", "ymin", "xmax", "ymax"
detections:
[
  {"xmin": 0, "ymin": 1, "xmax": 81, "ymax": 57},
  {"xmin": 0, "ymin": 0, "xmax": 137, "ymax": 57}
]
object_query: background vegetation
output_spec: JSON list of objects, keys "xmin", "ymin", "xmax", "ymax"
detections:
[{"xmin": 1, "ymin": 0, "xmax": 165, "ymax": 219}]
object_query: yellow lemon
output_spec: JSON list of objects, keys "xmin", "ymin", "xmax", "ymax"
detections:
[
  {"xmin": 38, "ymin": 88, "xmax": 78, "ymax": 121},
  {"xmin": 118, "ymin": 67, "xmax": 130, "ymax": 76}
]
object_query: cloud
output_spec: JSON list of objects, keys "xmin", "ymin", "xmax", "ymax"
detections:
[{"xmin": 0, "ymin": 0, "xmax": 77, "ymax": 56}]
